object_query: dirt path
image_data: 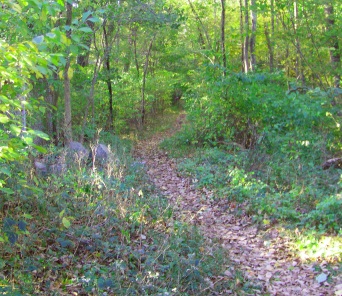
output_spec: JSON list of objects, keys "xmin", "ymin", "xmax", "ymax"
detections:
[{"xmin": 134, "ymin": 115, "xmax": 340, "ymax": 296}]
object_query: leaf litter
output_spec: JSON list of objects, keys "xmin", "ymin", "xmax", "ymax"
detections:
[{"xmin": 134, "ymin": 114, "xmax": 341, "ymax": 296}]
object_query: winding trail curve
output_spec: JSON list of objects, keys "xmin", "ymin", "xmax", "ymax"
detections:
[{"xmin": 134, "ymin": 114, "xmax": 340, "ymax": 296}]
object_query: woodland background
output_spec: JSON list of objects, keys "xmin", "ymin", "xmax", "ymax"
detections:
[{"xmin": 0, "ymin": 0, "xmax": 341, "ymax": 294}]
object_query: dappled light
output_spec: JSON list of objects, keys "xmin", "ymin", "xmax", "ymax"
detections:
[
  {"xmin": 1, "ymin": 0, "xmax": 341, "ymax": 294},
  {"xmin": 293, "ymin": 230, "xmax": 342, "ymax": 263}
]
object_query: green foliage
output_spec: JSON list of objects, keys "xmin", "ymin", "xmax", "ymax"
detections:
[
  {"xmin": 173, "ymin": 142, "xmax": 341, "ymax": 235},
  {"xmin": 0, "ymin": 135, "xmax": 243, "ymax": 294},
  {"xmin": 164, "ymin": 69, "xmax": 342, "ymax": 235}
]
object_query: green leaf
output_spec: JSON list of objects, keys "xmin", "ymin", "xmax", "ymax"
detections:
[
  {"xmin": 79, "ymin": 27, "xmax": 93, "ymax": 33},
  {"xmin": 98, "ymin": 278, "xmax": 115, "ymax": 289},
  {"xmin": 18, "ymin": 220, "xmax": 27, "ymax": 231},
  {"xmin": 23, "ymin": 214, "xmax": 33, "ymax": 219},
  {"xmin": 57, "ymin": 237, "xmax": 73, "ymax": 248},
  {"xmin": 0, "ymin": 114, "xmax": 9, "ymax": 123},
  {"xmin": 0, "ymin": 188, "xmax": 14, "ymax": 194},
  {"xmin": 23, "ymin": 136, "xmax": 33, "ymax": 145},
  {"xmin": 28, "ymin": 129, "xmax": 49, "ymax": 140},
  {"xmin": 36, "ymin": 66, "xmax": 48, "ymax": 75},
  {"xmin": 10, "ymin": 124, "xmax": 21, "ymax": 136},
  {"xmin": 59, "ymin": 209, "xmax": 65, "ymax": 218},
  {"xmin": 7, "ymin": 232, "xmax": 18, "ymax": 245},
  {"xmin": 11, "ymin": 3, "xmax": 22, "ymax": 13},
  {"xmin": 0, "ymin": 166, "xmax": 11, "ymax": 177},
  {"xmin": 46, "ymin": 32, "xmax": 56, "ymax": 38},
  {"xmin": 82, "ymin": 11, "xmax": 92, "ymax": 23},
  {"xmin": 33, "ymin": 35, "xmax": 44, "ymax": 44},
  {"xmin": 62, "ymin": 217, "xmax": 71, "ymax": 228},
  {"xmin": 32, "ymin": 144, "xmax": 47, "ymax": 153},
  {"xmin": 3, "ymin": 218, "xmax": 16, "ymax": 229},
  {"xmin": 87, "ymin": 17, "xmax": 100, "ymax": 23}
]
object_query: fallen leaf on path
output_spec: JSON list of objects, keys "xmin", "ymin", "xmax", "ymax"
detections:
[{"xmin": 316, "ymin": 273, "xmax": 328, "ymax": 284}]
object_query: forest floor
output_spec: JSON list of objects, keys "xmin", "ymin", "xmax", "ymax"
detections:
[{"xmin": 134, "ymin": 112, "xmax": 341, "ymax": 296}]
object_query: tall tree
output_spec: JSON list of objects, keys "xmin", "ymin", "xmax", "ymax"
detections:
[
  {"xmin": 63, "ymin": 0, "xmax": 73, "ymax": 145},
  {"xmin": 243, "ymin": 0, "xmax": 250, "ymax": 73},
  {"xmin": 292, "ymin": 0, "xmax": 305, "ymax": 85},
  {"xmin": 103, "ymin": 19, "xmax": 115, "ymax": 130},
  {"xmin": 220, "ymin": 0, "xmax": 227, "ymax": 76},
  {"xmin": 250, "ymin": 0, "xmax": 257, "ymax": 71},
  {"xmin": 141, "ymin": 35, "xmax": 156, "ymax": 125}
]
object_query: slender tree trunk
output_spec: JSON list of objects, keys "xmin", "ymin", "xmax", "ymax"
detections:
[
  {"xmin": 264, "ymin": 23, "xmax": 274, "ymax": 72},
  {"xmin": 267, "ymin": 0, "xmax": 275, "ymax": 72},
  {"xmin": 63, "ymin": 1, "xmax": 73, "ymax": 145},
  {"xmin": 103, "ymin": 20, "xmax": 114, "ymax": 130},
  {"xmin": 220, "ymin": 0, "xmax": 227, "ymax": 76},
  {"xmin": 293, "ymin": 1, "xmax": 305, "ymax": 85},
  {"xmin": 132, "ymin": 27, "xmax": 140, "ymax": 77},
  {"xmin": 20, "ymin": 93, "xmax": 26, "ymax": 133},
  {"xmin": 141, "ymin": 36, "xmax": 155, "ymax": 126},
  {"xmin": 271, "ymin": 0, "xmax": 275, "ymax": 34},
  {"xmin": 324, "ymin": 3, "xmax": 340, "ymax": 88},
  {"xmin": 239, "ymin": 0, "xmax": 244, "ymax": 72},
  {"xmin": 250, "ymin": 0, "xmax": 257, "ymax": 71},
  {"xmin": 243, "ymin": 0, "xmax": 250, "ymax": 73}
]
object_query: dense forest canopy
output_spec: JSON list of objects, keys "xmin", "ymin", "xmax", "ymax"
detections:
[{"xmin": 1, "ymin": 0, "xmax": 341, "ymax": 149}]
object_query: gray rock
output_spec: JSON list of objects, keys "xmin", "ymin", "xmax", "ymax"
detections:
[
  {"xmin": 90, "ymin": 144, "xmax": 111, "ymax": 165},
  {"xmin": 49, "ymin": 163, "xmax": 66, "ymax": 175},
  {"xmin": 34, "ymin": 161, "xmax": 48, "ymax": 175},
  {"xmin": 67, "ymin": 141, "xmax": 89, "ymax": 161}
]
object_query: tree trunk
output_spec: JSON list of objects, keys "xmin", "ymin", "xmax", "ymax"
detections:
[
  {"xmin": 239, "ymin": 0, "xmax": 244, "ymax": 72},
  {"xmin": 63, "ymin": 1, "xmax": 73, "ymax": 145},
  {"xmin": 250, "ymin": 0, "xmax": 257, "ymax": 71},
  {"xmin": 141, "ymin": 37, "xmax": 155, "ymax": 126},
  {"xmin": 293, "ymin": 1, "xmax": 305, "ymax": 85},
  {"xmin": 270, "ymin": 0, "xmax": 275, "ymax": 34},
  {"xmin": 103, "ymin": 20, "xmax": 114, "ymax": 130},
  {"xmin": 264, "ymin": 23, "xmax": 274, "ymax": 72},
  {"xmin": 243, "ymin": 0, "xmax": 249, "ymax": 73},
  {"xmin": 132, "ymin": 27, "xmax": 140, "ymax": 77},
  {"xmin": 324, "ymin": 3, "xmax": 341, "ymax": 88},
  {"xmin": 220, "ymin": 0, "xmax": 227, "ymax": 76},
  {"xmin": 270, "ymin": 0, "xmax": 275, "ymax": 71}
]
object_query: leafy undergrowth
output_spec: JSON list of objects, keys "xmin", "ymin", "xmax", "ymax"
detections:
[
  {"xmin": 160, "ymin": 73, "xmax": 342, "ymax": 265},
  {"xmin": 0, "ymin": 135, "xmax": 247, "ymax": 295},
  {"xmin": 160, "ymin": 143, "xmax": 342, "ymax": 261},
  {"xmin": 161, "ymin": 125, "xmax": 342, "ymax": 264}
]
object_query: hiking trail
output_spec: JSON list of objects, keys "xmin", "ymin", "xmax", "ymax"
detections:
[{"xmin": 134, "ymin": 113, "xmax": 340, "ymax": 296}]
